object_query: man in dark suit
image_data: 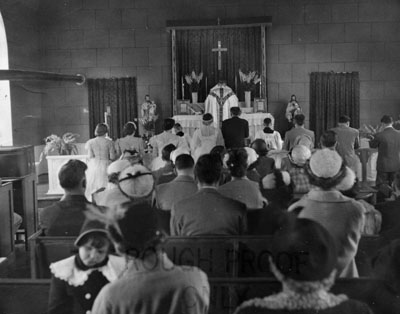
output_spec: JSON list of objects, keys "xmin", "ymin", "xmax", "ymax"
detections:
[
  {"xmin": 370, "ymin": 115, "xmax": 400, "ymax": 186},
  {"xmin": 221, "ymin": 107, "xmax": 249, "ymax": 149},
  {"xmin": 155, "ymin": 154, "xmax": 197, "ymax": 210},
  {"xmin": 170, "ymin": 154, "xmax": 247, "ymax": 236},
  {"xmin": 39, "ymin": 160, "xmax": 89, "ymax": 236}
]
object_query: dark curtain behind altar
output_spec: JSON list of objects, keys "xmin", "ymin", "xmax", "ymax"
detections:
[
  {"xmin": 87, "ymin": 77, "xmax": 137, "ymax": 140},
  {"xmin": 310, "ymin": 72, "xmax": 360, "ymax": 143},
  {"xmin": 176, "ymin": 27, "xmax": 262, "ymax": 102}
]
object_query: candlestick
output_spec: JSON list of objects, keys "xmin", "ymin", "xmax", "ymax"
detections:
[
  {"xmin": 235, "ymin": 75, "xmax": 237, "ymax": 92},
  {"xmin": 205, "ymin": 77, "xmax": 208, "ymax": 93},
  {"xmin": 259, "ymin": 79, "xmax": 262, "ymax": 98},
  {"xmin": 181, "ymin": 76, "xmax": 184, "ymax": 99}
]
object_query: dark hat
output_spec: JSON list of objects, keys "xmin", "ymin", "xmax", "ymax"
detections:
[
  {"xmin": 74, "ymin": 219, "xmax": 109, "ymax": 247},
  {"xmin": 251, "ymin": 139, "xmax": 269, "ymax": 156},
  {"xmin": 202, "ymin": 113, "xmax": 213, "ymax": 124},
  {"xmin": 271, "ymin": 218, "xmax": 337, "ymax": 281},
  {"xmin": 108, "ymin": 202, "xmax": 162, "ymax": 256}
]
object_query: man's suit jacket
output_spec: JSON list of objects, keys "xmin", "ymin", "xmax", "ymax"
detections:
[
  {"xmin": 155, "ymin": 175, "xmax": 198, "ymax": 210},
  {"xmin": 283, "ymin": 127, "xmax": 315, "ymax": 151},
  {"xmin": 221, "ymin": 116, "xmax": 249, "ymax": 149},
  {"xmin": 39, "ymin": 194, "xmax": 89, "ymax": 236},
  {"xmin": 370, "ymin": 127, "xmax": 400, "ymax": 172},
  {"xmin": 171, "ymin": 188, "xmax": 247, "ymax": 236}
]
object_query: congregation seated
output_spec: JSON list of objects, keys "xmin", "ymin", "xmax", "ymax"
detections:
[
  {"xmin": 251, "ymin": 139, "xmax": 275, "ymax": 178},
  {"xmin": 210, "ymin": 145, "xmax": 231, "ymax": 185},
  {"xmin": 375, "ymin": 170, "xmax": 400, "ymax": 243},
  {"xmin": 152, "ymin": 143, "xmax": 177, "ymax": 185},
  {"xmin": 280, "ymin": 145, "xmax": 312, "ymax": 195},
  {"xmin": 155, "ymin": 154, "xmax": 197, "ymax": 211},
  {"xmin": 365, "ymin": 239, "xmax": 400, "ymax": 314},
  {"xmin": 92, "ymin": 159, "xmax": 131, "ymax": 208},
  {"xmin": 91, "ymin": 200, "xmax": 210, "ymax": 314},
  {"xmin": 48, "ymin": 219, "xmax": 125, "ymax": 314},
  {"xmin": 341, "ymin": 180, "xmax": 382, "ymax": 236},
  {"xmin": 247, "ymin": 170, "xmax": 294, "ymax": 235},
  {"xmin": 288, "ymin": 149, "xmax": 365, "ymax": 278},
  {"xmin": 170, "ymin": 154, "xmax": 247, "ymax": 236},
  {"xmin": 245, "ymin": 147, "xmax": 262, "ymax": 183},
  {"xmin": 39, "ymin": 160, "xmax": 90, "ymax": 236},
  {"xmin": 234, "ymin": 218, "xmax": 373, "ymax": 314},
  {"xmin": 218, "ymin": 148, "xmax": 266, "ymax": 209}
]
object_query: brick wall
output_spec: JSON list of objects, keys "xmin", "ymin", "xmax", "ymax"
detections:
[
  {"xmin": 3, "ymin": 0, "xmax": 400, "ymax": 143},
  {"xmin": 0, "ymin": 0, "xmax": 42, "ymax": 145}
]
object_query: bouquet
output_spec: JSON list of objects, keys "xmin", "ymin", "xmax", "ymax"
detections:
[
  {"xmin": 185, "ymin": 71, "xmax": 203, "ymax": 92},
  {"xmin": 238, "ymin": 69, "xmax": 261, "ymax": 92},
  {"xmin": 359, "ymin": 124, "xmax": 384, "ymax": 139}
]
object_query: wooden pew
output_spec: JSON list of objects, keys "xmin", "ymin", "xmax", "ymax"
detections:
[
  {"xmin": 0, "ymin": 279, "xmax": 50, "ymax": 314},
  {"xmin": 29, "ymin": 234, "xmax": 384, "ymax": 279},
  {"xmin": 0, "ymin": 277, "xmax": 384, "ymax": 314},
  {"xmin": 0, "ymin": 182, "xmax": 14, "ymax": 258}
]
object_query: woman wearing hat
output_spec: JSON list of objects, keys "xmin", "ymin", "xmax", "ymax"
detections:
[
  {"xmin": 115, "ymin": 122, "xmax": 145, "ymax": 160},
  {"xmin": 91, "ymin": 200, "xmax": 210, "ymax": 314},
  {"xmin": 85, "ymin": 123, "xmax": 116, "ymax": 201},
  {"xmin": 234, "ymin": 218, "xmax": 373, "ymax": 314},
  {"xmin": 288, "ymin": 148, "xmax": 365, "ymax": 278},
  {"xmin": 244, "ymin": 147, "xmax": 262, "ymax": 183},
  {"xmin": 191, "ymin": 113, "xmax": 224, "ymax": 162},
  {"xmin": 218, "ymin": 148, "xmax": 266, "ymax": 209},
  {"xmin": 48, "ymin": 219, "xmax": 126, "ymax": 314},
  {"xmin": 92, "ymin": 159, "xmax": 131, "ymax": 208},
  {"xmin": 251, "ymin": 139, "xmax": 276, "ymax": 178}
]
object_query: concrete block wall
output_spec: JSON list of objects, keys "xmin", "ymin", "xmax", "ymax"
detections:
[
  {"xmin": 2, "ymin": 0, "xmax": 400, "ymax": 142},
  {"xmin": 0, "ymin": 0, "xmax": 42, "ymax": 145}
]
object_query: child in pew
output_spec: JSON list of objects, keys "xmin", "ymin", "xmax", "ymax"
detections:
[
  {"xmin": 91, "ymin": 200, "xmax": 210, "ymax": 314},
  {"xmin": 234, "ymin": 218, "xmax": 373, "ymax": 314},
  {"xmin": 47, "ymin": 219, "xmax": 126, "ymax": 314}
]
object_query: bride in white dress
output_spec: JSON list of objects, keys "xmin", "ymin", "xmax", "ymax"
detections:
[{"xmin": 191, "ymin": 113, "xmax": 225, "ymax": 162}]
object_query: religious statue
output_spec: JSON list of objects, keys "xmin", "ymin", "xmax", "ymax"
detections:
[
  {"xmin": 204, "ymin": 81, "xmax": 239, "ymax": 128},
  {"xmin": 285, "ymin": 94, "xmax": 302, "ymax": 123},
  {"xmin": 140, "ymin": 94, "xmax": 158, "ymax": 138}
]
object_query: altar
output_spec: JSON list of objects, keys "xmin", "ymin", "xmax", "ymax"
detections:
[
  {"xmin": 173, "ymin": 112, "xmax": 274, "ymax": 139},
  {"xmin": 47, "ymin": 155, "xmax": 89, "ymax": 195}
]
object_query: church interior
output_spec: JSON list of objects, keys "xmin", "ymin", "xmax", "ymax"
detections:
[{"xmin": 1, "ymin": 0, "xmax": 400, "ymax": 313}]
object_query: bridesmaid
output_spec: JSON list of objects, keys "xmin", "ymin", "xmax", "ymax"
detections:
[{"xmin": 85, "ymin": 123, "xmax": 116, "ymax": 201}]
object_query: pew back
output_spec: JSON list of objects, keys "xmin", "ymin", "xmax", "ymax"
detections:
[
  {"xmin": 29, "ymin": 234, "xmax": 382, "ymax": 279},
  {"xmin": 0, "ymin": 278, "xmax": 382, "ymax": 314}
]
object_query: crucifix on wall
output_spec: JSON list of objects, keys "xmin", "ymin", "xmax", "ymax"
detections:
[{"xmin": 212, "ymin": 41, "xmax": 228, "ymax": 71}]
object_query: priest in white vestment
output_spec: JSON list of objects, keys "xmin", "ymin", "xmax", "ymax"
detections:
[{"xmin": 204, "ymin": 82, "xmax": 239, "ymax": 128}]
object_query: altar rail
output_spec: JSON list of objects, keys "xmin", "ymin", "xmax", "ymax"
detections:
[
  {"xmin": 0, "ymin": 277, "xmax": 387, "ymax": 314},
  {"xmin": 29, "ymin": 233, "xmax": 384, "ymax": 279}
]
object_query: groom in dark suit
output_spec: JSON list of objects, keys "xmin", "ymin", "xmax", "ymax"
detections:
[
  {"xmin": 221, "ymin": 107, "xmax": 249, "ymax": 149},
  {"xmin": 370, "ymin": 115, "xmax": 400, "ymax": 186}
]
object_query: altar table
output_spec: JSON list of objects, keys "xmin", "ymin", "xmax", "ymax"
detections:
[
  {"xmin": 173, "ymin": 113, "xmax": 274, "ymax": 139},
  {"xmin": 47, "ymin": 155, "xmax": 88, "ymax": 195}
]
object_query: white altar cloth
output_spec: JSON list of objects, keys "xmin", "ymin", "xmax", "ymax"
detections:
[
  {"xmin": 47, "ymin": 155, "xmax": 89, "ymax": 195},
  {"xmin": 173, "ymin": 113, "xmax": 275, "ymax": 139}
]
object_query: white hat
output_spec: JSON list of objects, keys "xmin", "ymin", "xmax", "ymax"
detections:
[
  {"xmin": 118, "ymin": 164, "xmax": 154, "ymax": 199},
  {"xmin": 290, "ymin": 145, "xmax": 312, "ymax": 166},
  {"xmin": 244, "ymin": 147, "xmax": 259, "ymax": 167},
  {"xmin": 107, "ymin": 159, "xmax": 131, "ymax": 175},
  {"xmin": 306, "ymin": 148, "xmax": 356, "ymax": 191}
]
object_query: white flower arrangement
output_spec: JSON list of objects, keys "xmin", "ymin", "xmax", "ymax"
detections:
[
  {"xmin": 238, "ymin": 69, "xmax": 261, "ymax": 92},
  {"xmin": 185, "ymin": 71, "xmax": 203, "ymax": 92},
  {"xmin": 40, "ymin": 132, "xmax": 79, "ymax": 162}
]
